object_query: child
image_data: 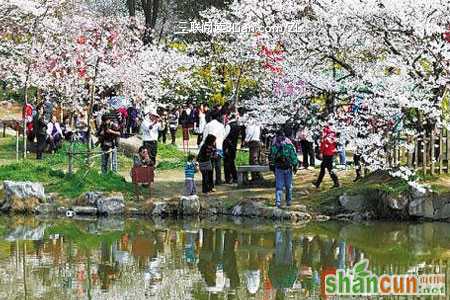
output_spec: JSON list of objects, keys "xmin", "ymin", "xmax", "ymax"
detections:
[{"xmin": 184, "ymin": 153, "xmax": 199, "ymax": 196}]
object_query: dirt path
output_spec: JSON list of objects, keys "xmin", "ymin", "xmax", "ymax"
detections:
[{"xmin": 142, "ymin": 167, "xmax": 356, "ymax": 209}]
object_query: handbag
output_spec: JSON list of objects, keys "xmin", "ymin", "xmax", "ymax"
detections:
[{"xmin": 198, "ymin": 160, "xmax": 213, "ymax": 171}]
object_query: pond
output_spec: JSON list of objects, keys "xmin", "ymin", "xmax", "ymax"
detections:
[{"xmin": 0, "ymin": 216, "xmax": 448, "ymax": 299}]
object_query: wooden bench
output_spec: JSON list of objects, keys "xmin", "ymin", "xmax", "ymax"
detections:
[
  {"xmin": 236, "ymin": 165, "xmax": 270, "ymax": 185},
  {"xmin": 131, "ymin": 166, "xmax": 155, "ymax": 201}
]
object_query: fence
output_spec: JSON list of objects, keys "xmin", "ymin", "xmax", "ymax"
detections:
[
  {"xmin": 388, "ymin": 128, "xmax": 450, "ymax": 175},
  {"xmin": 0, "ymin": 119, "xmax": 22, "ymax": 161},
  {"xmin": 66, "ymin": 145, "xmax": 129, "ymax": 176}
]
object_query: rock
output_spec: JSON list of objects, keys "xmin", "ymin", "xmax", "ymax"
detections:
[
  {"xmin": 314, "ymin": 214, "xmax": 331, "ymax": 222},
  {"xmin": 3, "ymin": 181, "xmax": 45, "ymax": 202},
  {"xmin": 408, "ymin": 197, "xmax": 435, "ymax": 218},
  {"xmin": 384, "ymin": 194, "xmax": 409, "ymax": 210},
  {"xmin": 2, "ymin": 181, "xmax": 45, "ymax": 212},
  {"xmin": 272, "ymin": 208, "xmax": 292, "ymax": 220},
  {"xmin": 33, "ymin": 203, "xmax": 55, "ymax": 215},
  {"xmin": 339, "ymin": 193, "xmax": 371, "ymax": 212},
  {"xmin": 298, "ymin": 190, "xmax": 309, "ymax": 196},
  {"xmin": 434, "ymin": 203, "xmax": 450, "ymax": 220},
  {"xmin": 152, "ymin": 202, "xmax": 169, "ymax": 216},
  {"xmin": 57, "ymin": 207, "xmax": 68, "ymax": 215},
  {"xmin": 45, "ymin": 193, "xmax": 57, "ymax": 203},
  {"xmin": 126, "ymin": 207, "xmax": 146, "ymax": 216},
  {"xmin": 96, "ymin": 194, "xmax": 125, "ymax": 215},
  {"xmin": 410, "ymin": 185, "xmax": 428, "ymax": 199},
  {"xmin": 2, "ymin": 196, "xmax": 40, "ymax": 213},
  {"xmin": 231, "ymin": 200, "xmax": 266, "ymax": 217},
  {"xmin": 290, "ymin": 211, "xmax": 312, "ymax": 222},
  {"xmin": 180, "ymin": 195, "xmax": 200, "ymax": 215},
  {"xmin": 290, "ymin": 204, "xmax": 307, "ymax": 212},
  {"xmin": 72, "ymin": 206, "xmax": 98, "ymax": 215},
  {"xmin": 200, "ymin": 198, "xmax": 226, "ymax": 216},
  {"xmin": 84, "ymin": 191, "xmax": 105, "ymax": 206}
]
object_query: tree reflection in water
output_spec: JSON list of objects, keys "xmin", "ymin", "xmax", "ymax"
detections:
[{"xmin": 0, "ymin": 217, "xmax": 448, "ymax": 299}]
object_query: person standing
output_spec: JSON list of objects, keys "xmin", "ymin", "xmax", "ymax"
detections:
[
  {"xmin": 195, "ymin": 104, "xmax": 207, "ymax": 147},
  {"xmin": 201, "ymin": 112, "xmax": 226, "ymax": 186},
  {"xmin": 245, "ymin": 117, "xmax": 262, "ymax": 181},
  {"xmin": 313, "ymin": 124, "xmax": 340, "ymax": 188},
  {"xmin": 33, "ymin": 105, "xmax": 47, "ymax": 160},
  {"xmin": 168, "ymin": 108, "xmax": 179, "ymax": 146},
  {"xmin": 184, "ymin": 153, "xmax": 198, "ymax": 196},
  {"xmin": 43, "ymin": 96, "xmax": 53, "ymax": 122},
  {"xmin": 269, "ymin": 130, "xmax": 299, "ymax": 208},
  {"xmin": 98, "ymin": 114, "xmax": 121, "ymax": 174},
  {"xmin": 180, "ymin": 104, "xmax": 194, "ymax": 152},
  {"xmin": 127, "ymin": 102, "xmax": 139, "ymax": 135},
  {"xmin": 353, "ymin": 133, "xmax": 365, "ymax": 182},
  {"xmin": 298, "ymin": 127, "xmax": 315, "ymax": 170},
  {"xmin": 140, "ymin": 110, "xmax": 161, "ymax": 165},
  {"xmin": 158, "ymin": 110, "xmax": 168, "ymax": 144},
  {"xmin": 223, "ymin": 113, "xmax": 240, "ymax": 184},
  {"xmin": 197, "ymin": 134, "xmax": 217, "ymax": 194}
]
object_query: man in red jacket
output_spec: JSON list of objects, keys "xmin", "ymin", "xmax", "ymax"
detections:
[{"xmin": 313, "ymin": 124, "xmax": 340, "ymax": 188}]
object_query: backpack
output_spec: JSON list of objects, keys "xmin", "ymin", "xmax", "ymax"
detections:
[{"xmin": 274, "ymin": 145, "xmax": 292, "ymax": 170}]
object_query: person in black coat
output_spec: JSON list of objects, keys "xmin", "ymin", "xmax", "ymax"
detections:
[
  {"xmin": 223, "ymin": 113, "xmax": 240, "ymax": 184},
  {"xmin": 33, "ymin": 106, "xmax": 47, "ymax": 160}
]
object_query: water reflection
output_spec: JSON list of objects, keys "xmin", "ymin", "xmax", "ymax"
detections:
[{"xmin": 0, "ymin": 217, "xmax": 448, "ymax": 299}]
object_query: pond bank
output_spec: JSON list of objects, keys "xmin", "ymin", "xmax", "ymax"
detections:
[{"xmin": 1, "ymin": 170, "xmax": 450, "ymax": 223}]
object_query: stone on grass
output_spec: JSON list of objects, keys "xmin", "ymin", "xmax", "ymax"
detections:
[
  {"xmin": 3, "ymin": 181, "xmax": 45, "ymax": 202},
  {"xmin": 290, "ymin": 211, "xmax": 312, "ymax": 222},
  {"xmin": 290, "ymin": 204, "xmax": 307, "ymax": 212},
  {"xmin": 84, "ymin": 192, "xmax": 105, "ymax": 206},
  {"xmin": 57, "ymin": 207, "xmax": 68, "ymax": 215},
  {"xmin": 152, "ymin": 202, "xmax": 169, "ymax": 216},
  {"xmin": 72, "ymin": 206, "xmax": 98, "ymax": 215},
  {"xmin": 2, "ymin": 181, "xmax": 45, "ymax": 212},
  {"xmin": 180, "ymin": 195, "xmax": 200, "ymax": 216},
  {"xmin": 231, "ymin": 200, "xmax": 265, "ymax": 217},
  {"xmin": 96, "ymin": 194, "xmax": 125, "ymax": 215}
]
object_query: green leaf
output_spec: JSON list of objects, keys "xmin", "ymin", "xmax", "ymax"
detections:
[
  {"xmin": 358, "ymin": 271, "xmax": 370, "ymax": 277},
  {"xmin": 354, "ymin": 259, "xmax": 369, "ymax": 274}
]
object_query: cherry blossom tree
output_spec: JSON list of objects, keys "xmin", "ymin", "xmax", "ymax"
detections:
[{"xmin": 196, "ymin": 0, "xmax": 450, "ymax": 177}]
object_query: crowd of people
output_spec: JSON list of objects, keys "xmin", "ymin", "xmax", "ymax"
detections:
[
  {"xmin": 132, "ymin": 102, "xmax": 356, "ymax": 209},
  {"xmin": 23, "ymin": 95, "xmax": 359, "ymax": 209}
]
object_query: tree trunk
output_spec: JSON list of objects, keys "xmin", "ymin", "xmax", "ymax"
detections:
[
  {"xmin": 141, "ymin": 0, "xmax": 160, "ymax": 44},
  {"xmin": 233, "ymin": 67, "xmax": 242, "ymax": 106},
  {"xmin": 87, "ymin": 83, "xmax": 95, "ymax": 164},
  {"xmin": 151, "ymin": 0, "xmax": 159, "ymax": 29},
  {"xmin": 127, "ymin": 0, "xmax": 136, "ymax": 16},
  {"xmin": 23, "ymin": 86, "xmax": 28, "ymax": 159}
]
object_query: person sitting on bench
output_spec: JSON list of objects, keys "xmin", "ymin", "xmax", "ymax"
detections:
[{"xmin": 133, "ymin": 146, "xmax": 154, "ymax": 168}]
